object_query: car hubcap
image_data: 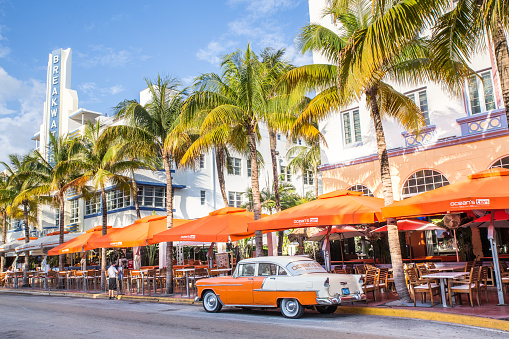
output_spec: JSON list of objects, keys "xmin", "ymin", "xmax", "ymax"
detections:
[
  {"xmin": 285, "ymin": 300, "xmax": 297, "ymax": 314},
  {"xmin": 205, "ymin": 294, "xmax": 216, "ymax": 309}
]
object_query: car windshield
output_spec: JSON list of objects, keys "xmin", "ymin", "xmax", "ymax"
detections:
[{"xmin": 285, "ymin": 260, "xmax": 326, "ymax": 275}]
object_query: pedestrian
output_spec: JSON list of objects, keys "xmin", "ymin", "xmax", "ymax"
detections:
[
  {"xmin": 107, "ymin": 262, "xmax": 118, "ymax": 300},
  {"xmin": 117, "ymin": 260, "xmax": 124, "ymax": 294}
]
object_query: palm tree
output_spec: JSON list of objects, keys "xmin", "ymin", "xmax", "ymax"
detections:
[
  {"xmin": 0, "ymin": 173, "xmax": 12, "ymax": 272},
  {"xmin": 71, "ymin": 122, "xmax": 146, "ymax": 290},
  {"xmin": 431, "ymin": 0, "xmax": 509, "ymax": 126},
  {"xmin": 103, "ymin": 75, "xmax": 189, "ymax": 294},
  {"xmin": 26, "ymin": 134, "xmax": 83, "ymax": 271},
  {"xmin": 182, "ymin": 45, "xmax": 270, "ymax": 257},
  {"xmin": 3, "ymin": 153, "xmax": 45, "ymax": 285},
  {"xmin": 286, "ymin": 134, "xmax": 321, "ymax": 198},
  {"xmin": 283, "ymin": 0, "xmax": 470, "ymax": 302}
]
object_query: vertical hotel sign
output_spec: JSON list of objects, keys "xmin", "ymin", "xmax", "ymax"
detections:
[{"xmin": 48, "ymin": 49, "xmax": 61, "ymax": 139}]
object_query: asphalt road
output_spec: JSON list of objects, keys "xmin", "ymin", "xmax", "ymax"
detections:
[{"xmin": 0, "ymin": 293, "xmax": 505, "ymax": 339}]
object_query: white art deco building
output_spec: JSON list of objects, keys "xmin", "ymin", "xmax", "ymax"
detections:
[{"xmin": 7, "ymin": 48, "xmax": 320, "ymax": 242}]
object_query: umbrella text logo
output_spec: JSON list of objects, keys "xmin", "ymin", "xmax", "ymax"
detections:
[
  {"xmin": 294, "ymin": 217, "xmax": 318, "ymax": 225},
  {"xmin": 450, "ymin": 199, "xmax": 490, "ymax": 207}
]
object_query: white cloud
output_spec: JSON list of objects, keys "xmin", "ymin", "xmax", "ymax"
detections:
[
  {"xmin": 0, "ymin": 67, "xmax": 45, "ymax": 163},
  {"xmin": 196, "ymin": 40, "xmax": 237, "ymax": 66},
  {"xmin": 284, "ymin": 45, "xmax": 313, "ymax": 66},
  {"xmin": 227, "ymin": 0, "xmax": 296, "ymax": 17},
  {"xmin": 78, "ymin": 82, "xmax": 124, "ymax": 104},
  {"xmin": 0, "ymin": 24, "xmax": 10, "ymax": 58},
  {"xmin": 76, "ymin": 46, "xmax": 132, "ymax": 68}
]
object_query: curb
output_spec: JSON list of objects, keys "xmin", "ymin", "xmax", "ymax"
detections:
[{"xmin": 336, "ymin": 306, "xmax": 509, "ymax": 332}]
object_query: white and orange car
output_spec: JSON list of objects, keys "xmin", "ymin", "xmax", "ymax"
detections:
[{"xmin": 195, "ymin": 256, "xmax": 366, "ymax": 318}]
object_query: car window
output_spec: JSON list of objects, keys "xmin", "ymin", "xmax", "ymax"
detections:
[
  {"xmin": 277, "ymin": 266, "xmax": 287, "ymax": 276},
  {"xmin": 237, "ymin": 263, "xmax": 256, "ymax": 277},
  {"xmin": 258, "ymin": 263, "xmax": 277, "ymax": 276},
  {"xmin": 286, "ymin": 260, "xmax": 326, "ymax": 275}
]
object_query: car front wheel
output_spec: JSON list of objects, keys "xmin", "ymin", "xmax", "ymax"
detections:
[
  {"xmin": 280, "ymin": 298, "xmax": 305, "ymax": 319},
  {"xmin": 315, "ymin": 305, "xmax": 338, "ymax": 314},
  {"xmin": 203, "ymin": 290, "xmax": 222, "ymax": 313}
]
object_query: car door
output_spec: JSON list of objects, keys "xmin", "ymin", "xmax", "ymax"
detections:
[
  {"xmin": 225, "ymin": 263, "xmax": 255, "ymax": 305},
  {"xmin": 253, "ymin": 263, "xmax": 277, "ymax": 305}
]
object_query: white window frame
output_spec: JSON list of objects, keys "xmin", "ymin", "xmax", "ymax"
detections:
[
  {"xmin": 467, "ymin": 69, "xmax": 497, "ymax": 115},
  {"xmin": 106, "ymin": 189, "xmax": 131, "ymax": 211},
  {"xmin": 199, "ymin": 154, "xmax": 205, "ymax": 169},
  {"xmin": 54, "ymin": 209, "xmax": 60, "ymax": 228},
  {"xmin": 406, "ymin": 88, "xmax": 430, "ymax": 125},
  {"xmin": 341, "ymin": 108, "xmax": 362, "ymax": 146},
  {"xmin": 247, "ymin": 160, "xmax": 251, "ymax": 177},
  {"xmin": 402, "ymin": 170, "xmax": 450, "ymax": 199},
  {"xmin": 347, "ymin": 184, "xmax": 374, "ymax": 197},
  {"xmin": 85, "ymin": 195, "xmax": 101, "ymax": 215},
  {"xmin": 228, "ymin": 191, "xmax": 243, "ymax": 208},
  {"xmin": 490, "ymin": 156, "xmax": 509, "ymax": 169},
  {"xmin": 303, "ymin": 170, "xmax": 314, "ymax": 185},
  {"xmin": 228, "ymin": 157, "xmax": 242, "ymax": 176},
  {"xmin": 69, "ymin": 199, "xmax": 79, "ymax": 224},
  {"xmin": 281, "ymin": 165, "xmax": 291, "ymax": 182},
  {"xmin": 138, "ymin": 185, "xmax": 166, "ymax": 208}
]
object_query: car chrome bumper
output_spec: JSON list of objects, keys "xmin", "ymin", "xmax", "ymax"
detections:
[
  {"xmin": 194, "ymin": 297, "xmax": 201, "ymax": 302},
  {"xmin": 316, "ymin": 293, "xmax": 366, "ymax": 305}
]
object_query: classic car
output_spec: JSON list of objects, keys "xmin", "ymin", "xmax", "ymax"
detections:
[{"xmin": 195, "ymin": 256, "xmax": 366, "ymax": 318}]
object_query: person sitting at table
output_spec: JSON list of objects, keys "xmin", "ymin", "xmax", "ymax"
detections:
[{"xmin": 107, "ymin": 262, "xmax": 118, "ymax": 300}]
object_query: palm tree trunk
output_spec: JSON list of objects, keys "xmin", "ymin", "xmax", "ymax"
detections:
[
  {"xmin": 269, "ymin": 129, "xmax": 283, "ymax": 256},
  {"xmin": 162, "ymin": 154, "xmax": 174, "ymax": 294},
  {"xmin": 249, "ymin": 127, "xmax": 263, "ymax": 257},
  {"xmin": 58, "ymin": 195, "xmax": 65, "ymax": 271},
  {"xmin": 23, "ymin": 202, "xmax": 30, "ymax": 286},
  {"xmin": 130, "ymin": 168, "xmax": 141, "ymax": 219},
  {"xmin": 215, "ymin": 147, "xmax": 229, "ymax": 207},
  {"xmin": 100, "ymin": 188, "xmax": 108, "ymax": 291},
  {"xmin": 368, "ymin": 87, "xmax": 411, "ymax": 303},
  {"xmin": 1, "ymin": 211, "xmax": 7, "ymax": 272},
  {"xmin": 492, "ymin": 21, "xmax": 509, "ymax": 124}
]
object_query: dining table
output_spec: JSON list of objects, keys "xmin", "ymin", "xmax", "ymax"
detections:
[
  {"xmin": 421, "ymin": 271, "xmax": 469, "ymax": 307},
  {"xmin": 428, "ymin": 265, "xmax": 465, "ymax": 273}
]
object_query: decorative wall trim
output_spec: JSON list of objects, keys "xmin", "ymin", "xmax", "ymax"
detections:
[
  {"xmin": 401, "ymin": 125, "xmax": 436, "ymax": 147},
  {"xmin": 319, "ymin": 127, "xmax": 509, "ymax": 171},
  {"xmin": 456, "ymin": 109, "xmax": 507, "ymax": 136}
]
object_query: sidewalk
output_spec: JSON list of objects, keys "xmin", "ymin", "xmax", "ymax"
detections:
[{"xmin": 1, "ymin": 287, "xmax": 508, "ymax": 332}]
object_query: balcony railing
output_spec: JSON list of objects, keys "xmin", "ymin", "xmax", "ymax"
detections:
[{"xmin": 456, "ymin": 109, "xmax": 508, "ymax": 136}]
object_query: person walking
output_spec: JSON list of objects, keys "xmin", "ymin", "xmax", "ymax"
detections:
[{"xmin": 107, "ymin": 262, "xmax": 118, "ymax": 300}]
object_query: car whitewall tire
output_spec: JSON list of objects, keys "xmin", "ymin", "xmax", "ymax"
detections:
[
  {"xmin": 203, "ymin": 291, "xmax": 222, "ymax": 313},
  {"xmin": 280, "ymin": 298, "xmax": 305, "ymax": 319}
]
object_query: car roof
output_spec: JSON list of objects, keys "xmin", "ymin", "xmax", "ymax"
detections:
[{"xmin": 238, "ymin": 256, "xmax": 314, "ymax": 266}]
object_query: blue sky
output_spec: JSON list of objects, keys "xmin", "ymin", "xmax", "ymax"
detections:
[{"xmin": 0, "ymin": 0, "xmax": 312, "ymax": 162}]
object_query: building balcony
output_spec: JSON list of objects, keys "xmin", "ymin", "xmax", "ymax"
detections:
[
  {"xmin": 456, "ymin": 109, "xmax": 508, "ymax": 136},
  {"xmin": 401, "ymin": 125, "xmax": 436, "ymax": 147}
]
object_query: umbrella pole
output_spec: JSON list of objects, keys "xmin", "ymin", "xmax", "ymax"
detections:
[
  {"xmin": 408, "ymin": 232, "xmax": 413, "ymax": 260},
  {"xmin": 453, "ymin": 229, "xmax": 459, "ymax": 262},
  {"xmin": 340, "ymin": 234, "xmax": 344, "ymax": 266},
  {"xmin": 324, "ymin": 226, "xmax": 332, "ymax": 272},
  {"xmin": 488, "ymin": 211, "xmax": 506, "ymax": 305}
]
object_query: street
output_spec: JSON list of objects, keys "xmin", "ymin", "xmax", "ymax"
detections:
[{"xmin": 0, "ymin": 293, "xmax": 505, "ymax": 338}]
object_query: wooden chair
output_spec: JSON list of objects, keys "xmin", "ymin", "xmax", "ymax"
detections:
[
  {"xmin": 427, "ymin": 262, "xmax": 437, "ymax": 269},
  {"xmin": 448, "ymin": 266, "xmax": 480, "ymax": 307},
  {"xmin": 356, "ymin": 265, "xmax": 366, "ymax": 275},
  {"xmin": 173, "ymin": 269, "xmax": 186, "ymax": 296},
  {"xmin": 405, "ymin": 267, "xmax": 441, "ymax": 307},
  {"xmin": 477, "ymin": 266, "xmax": 489, "ymax": 304},
  {"xmin": 345, "ymin": 264, "xmax": 354, "ymax": 274},
  {"xmin": 334, "ymin": 267, "xmax": 347, "ymax": 274},
  {"xmin": 362, "ymin": 268, "xmax": 378, "ymax": 302},
  {"xmin": 207, "ymin": 267, "xmax": 219, "ymax": 277},
  {"xmin": 464, "ymin": 261, "xmax": 474, "ymax": 273},
  {"xmin": 377, "ymin": 268, "xmax": 389, "ymax": 294}
]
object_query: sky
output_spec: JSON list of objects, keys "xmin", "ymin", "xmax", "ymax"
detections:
[{"xmin": 0, "ymin": 0, "xmax": 312, "ymax": 163}]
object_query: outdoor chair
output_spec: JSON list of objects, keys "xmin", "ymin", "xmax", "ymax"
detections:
[
  {"xmin": 427, "ymin": 262, "xmax": 437, "ymax": 270},
  {"xmin": 405, "ymin": 267, "xmax": 441, "ymax": 307},
  {"xmin": 377, "ymin": 268, "xmax": 389, "ymax": 294},
  {"xmin": 448, "ymin": 266, "xmax": 480, "ymax": 307},
  {"xmin": 130, "ymin": 270, "xmax": 141, "ymax": 294},
  {"xmin": 334, "ymin": 267, "xmax": 347, "ymax": 274},
  {"xmin": 464, "ymin": 261, "xmax": 474, "ymax": 274},
  {"xmin": 356, "ymin": 265, "xmax": 366, "ymax": 275},
  {"xmin": 362, "ymin": 268, "xmax": 378, "ymax": 302},
  {"xmin": 173, "ymin": 269, "xmax": 186, "ymax": 296},
  {"xmin": 477, "ymin": 266, "xmax": 489, "ymax": 304},
  {"xmin": 345, "ymin": 264, "xmax": 355, "ymax": 274},
  {"xmin": 207, "ymin": 267, "xmax": 219, "ymax": 277}
]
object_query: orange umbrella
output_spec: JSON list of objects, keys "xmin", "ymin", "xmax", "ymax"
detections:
[
  {"xmin": 247, "ymin": 190, "xmax": 385, "ymax": 233},
  {"xmin": 382, "ymin": 168, "xmax": 509, "ymax": 218},
  {"xmin": 372, "ymin": 219, "xmax": 441, "ymax": 232},
  {"xmin": 88, "ymin": 215, "xmax": 190, "ymax": 248},
  {"xmin": 152, "ymin": 207, "xmax": 263, "ymax": 243},
  {"xmin": 381, "ymin": 168, "xmax": 509, "ymax": 305},
  {"xmin": 48, "ymin": 226, "xmax": 119, "ymax": 255}
]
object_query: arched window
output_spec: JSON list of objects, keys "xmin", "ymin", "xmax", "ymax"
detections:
[
  {"xmin": 402, "ymin": 169, "xmax": 449, "ymax": 199},
  {"xmin": 347, "ymin": 184, "xmax": 374, "ymax": 197},
  {"xmin": 490, "ymin": 156, "xmax": 509, "ymax": 169}
]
